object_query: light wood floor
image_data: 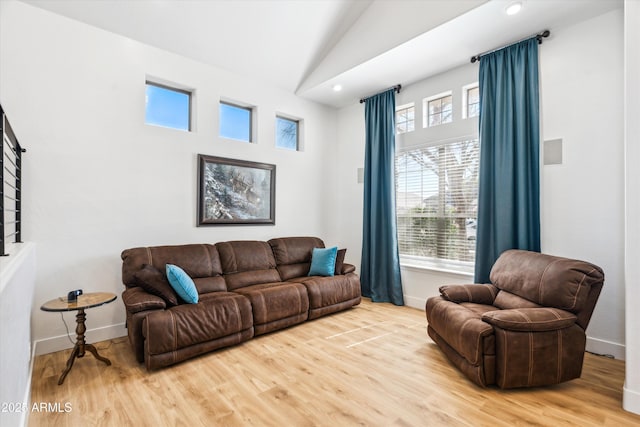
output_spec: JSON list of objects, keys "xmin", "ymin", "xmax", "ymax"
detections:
[{"xmin": 29, "ymin": 299, "xmax": 640, "ymax": 426}]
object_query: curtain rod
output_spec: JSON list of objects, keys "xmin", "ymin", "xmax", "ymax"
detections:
[
  {"xmin": 359, "ymin": 84, "xmax": 402, "ymax": 104},
  {"xmin": 470, "ymin": 30, "xmax": 550, "ymax": 63}
]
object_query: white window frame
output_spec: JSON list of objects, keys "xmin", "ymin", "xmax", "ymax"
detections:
[
  {"xmin": 395, "ymin": 136, "xmax": 480, "ymax": 274},
  {"xmin": 275, "ymin": 113, "xmax": 303, "ymax": 151},
  {"xmin": 462, "ymin": 83, "xmax": 480, "ymax": 119},
  {"xmin": 396, "ymin": 102, "xmax": 415, "ymax": 134},
  {"xmin": 423, "ymin": 91, "xmax": 453, "ymax": 128},
  {"xmin": 219, "ymin": 98, "xmax": 257, "ymax": 143},
  {"xmin": 145, "ymin": 78, "xmax": 194, "ymax": 132}
]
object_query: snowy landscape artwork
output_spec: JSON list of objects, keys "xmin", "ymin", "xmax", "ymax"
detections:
[{"xmin": 198, "ymin": 155, "xmax": 275, "ymax": 225}]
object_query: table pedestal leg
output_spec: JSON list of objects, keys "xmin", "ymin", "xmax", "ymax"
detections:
[{"xmin": 57, "ymin": 308, "xmax": 112, "ymax": 385}]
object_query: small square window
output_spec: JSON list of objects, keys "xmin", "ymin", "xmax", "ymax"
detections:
[
  {"xmin": 396, "ymin": 104, "xmax": 415, "ymax": 134},
  {"xmin": 145, "ymin": 82, "xmax": 191, "ymax": 131},
  {"xmin": 465, "ymin": 85, "xmax": 480, "ymax": 118},
  {"xmin": 276, "ymin": 116, "xmax": 299, "ymax": 151},
  {"xmin": 424, "ymin": 93, "xmax": 452, "ymax": 128},
  {"xmin": 220, "ymin": 101, "xmax": 253, "ymax": 142}
]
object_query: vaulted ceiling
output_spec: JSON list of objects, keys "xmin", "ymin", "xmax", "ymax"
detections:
[{"xmin": 22, "ymin": 0, "xmax": 622, "ymax": 108}]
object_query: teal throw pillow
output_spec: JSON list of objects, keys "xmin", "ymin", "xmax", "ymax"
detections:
[
  {"xmin": 166, "ymin": 264, "xmax": 199, "ymax": 304},
  {"xmin": 308, "ymin": 246, "xmax": 338, "ymax": 277}
]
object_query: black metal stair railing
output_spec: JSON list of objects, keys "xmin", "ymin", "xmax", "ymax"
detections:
[{"xmin": 0, "ymin": 105, "xmax": 26, "ymax": 256}]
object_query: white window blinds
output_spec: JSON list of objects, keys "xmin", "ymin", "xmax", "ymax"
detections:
[{"xmin": 396, "ymin": 138, "xmax": 480, "ymax": 265}]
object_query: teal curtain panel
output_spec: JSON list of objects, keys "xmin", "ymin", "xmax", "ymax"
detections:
[
  {"xmin": 474, "ymin": 37, "xmax": 541, "ymax": 283},
  {"xmin": 361, "ymin": 89, "xmax": 404, "ymax": 305}
]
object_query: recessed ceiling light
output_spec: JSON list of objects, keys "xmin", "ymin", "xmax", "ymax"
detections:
[
  {"xmin": 332, "ymin": 84, "xmax": 343, "ymax": 92},
  {"xmin": 505, "ymin": 2, "xmax": 522, "ymax": 16}
]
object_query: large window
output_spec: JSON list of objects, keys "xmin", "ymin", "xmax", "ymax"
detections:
[
  {"xmin": 396, "ymin": 103, "xmax": 415, "ymax": 134},
  {"xmin": 219, "ymin": 101, "xmax": 253, "ymax": 142},
  {"xmin": 424, "ymin": 93, "xmax": 452, "ymax": 127},
  {"xmin": 396, "ymin": 138, "xmax": 479, "ymax": 270},
  {"xmin": 145, "ymin": 81, "xmax": 191, "ymax": 131}
]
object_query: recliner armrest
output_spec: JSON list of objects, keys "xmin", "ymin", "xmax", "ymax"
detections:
[
  {"xmin": 122, "ymin": 287, "xmax": 166, "ymax": 313},
  {"xmin": 482, "ymin": 308, "xmax": 577, "ymax": 332},
  {"xmin": 341, "ymin": 263, "xmax": 356, "ymax": 275},
  {"xmin": 439, "ymin": 284, "xmax": 498, "ymax": 304}
]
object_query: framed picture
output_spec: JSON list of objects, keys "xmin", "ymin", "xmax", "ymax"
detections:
[{"xmin": 198, "ymin": 154, "xmax": 276, "ymax": 225}]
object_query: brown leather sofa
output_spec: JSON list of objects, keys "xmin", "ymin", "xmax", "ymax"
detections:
[
  {"xmin": 121, "ymin": 237, "xmax": 361, "ymax": 369},
  {"xmin": 426, "ymin": 250, "xmax": 604, "ymax": 388}
]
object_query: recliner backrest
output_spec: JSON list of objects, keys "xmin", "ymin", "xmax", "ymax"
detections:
[
  {"xmin": 489, "ymin": 250, "xmax": 604, "ymax": 329},
  {"xmin": 215, "ymin": 240, "xmax": 281, "ymax": 290},
  {"xmin": 268, "ymin": 236, "xmax": 325, "ymax": 280},
  {"xmin": 121, "ymin": 244, "xmax": 227, "ymax": 294}
]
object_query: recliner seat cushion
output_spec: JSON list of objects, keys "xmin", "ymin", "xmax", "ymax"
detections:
[
  {"xmin": 294, "ymin": 274, "xmax": 361, "ymax": 313},
  {"xmin": 233, "ymin": 282, "xmax": 309, "ymax": 334}
]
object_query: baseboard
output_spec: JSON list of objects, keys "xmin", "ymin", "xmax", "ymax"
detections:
[
  {"xmin": 586, "ymin": 336, "xmax": 626, "ymax": 360},
  {"xmin": 34, "ymin": 323, "xmax": 127, "ymax": 356},
  {"xmin": 623, "ymin": 385, "xmax": 640, "ymax": 415},
  {"xmin": 403, "ymin": 295, "xmax": 426, "ymax": 310}
]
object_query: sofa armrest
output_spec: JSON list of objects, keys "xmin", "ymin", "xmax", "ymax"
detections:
[
  {"xmin": 341, "ymin": 263, "xmax": 356, "ymax": 275},
  {"xmin": 482, "ymin": 308, "xmax": 577, "ymax": 332},
  {"xmin": 439, "ymin": 284, "xmax": 498, "ymax": 305},
  {"xmin": 122, "ymin": 287, "xmax": 166, "ymax": 314}
]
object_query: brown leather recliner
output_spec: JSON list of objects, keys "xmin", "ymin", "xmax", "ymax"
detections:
[{"xmin": 426, "ymin": 250, "xmax": 604, "ymax": 388}]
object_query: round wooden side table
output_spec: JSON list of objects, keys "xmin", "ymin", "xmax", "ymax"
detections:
[{"xmin": 40, "ymin": 292, "xmax": 117, "ymax": 385}]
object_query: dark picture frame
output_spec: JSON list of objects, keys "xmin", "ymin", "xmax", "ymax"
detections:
[{"xmin": 198, "ymin": 154, "xmax": 276, "ymax": 225}]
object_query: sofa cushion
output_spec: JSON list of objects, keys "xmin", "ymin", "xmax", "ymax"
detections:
[
  {"xmin": 121, "ymin": 244, "xmax": 226, "ymax": 292},
  {"xmin": 216, "ymin": 241, "xmax": 281, "ymax": 290},
  {"xmin": 233, "ymin": 282, "xmax": 309, "ymax": 329},
  {"xmin": 334, "ymin": 248, "xmax": 346, "ymax": 275},
  {"xmin": 458, "ymin": 302, "xmax": 498, "ymax": 317},
  {"xmin": 166, "ymin": 264, "xmax": 199, "ymax": 304},
  {"xmin": 308, "ymin": 246, "xmax": 338, "ymax": 277},
  {"xmin": 192, "ymin": 277, "xmax": 228, "ymax": 294},
  {"xmin": 493, "ymin": 290, "xmax": 542, "ymax": 310},
  {"xmin": 143, "ymin": 292, "xmax": 253, "ymax": 355},
  {"xmin": 439, "ymin": 284, "xmax": 498, "ymax": 305},
  {"xmin": 296, "ymin": 274, "xmax": 361, "ymax": 312},
  {"xmin": 268, "ymin": 236, "xmax": 325, "ymax": 280},
  {"xmin": 134, "ymin": 264, "xmax": 179, "ymax": 306},
  {"xmin": 490, "ymin": 250, "xmax": 604, "ymax": 313}
]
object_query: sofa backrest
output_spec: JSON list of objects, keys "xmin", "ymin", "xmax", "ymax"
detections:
[
  {"xmin": 215, "ymin": 240, "xmax": 281, "ymax": 290},
  {"xmin": 268, "ymin": 237, "xmax": 325, "ymax": 280},
  {"xmin": 121, "ymin": 244, "xmax": 227, "ymax": 294},
  {"xmin": 489, "ymin": 249, "xmax": 604, "ymax": 329}
]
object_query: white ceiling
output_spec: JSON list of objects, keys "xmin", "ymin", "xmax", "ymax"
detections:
[{"xmin": 21, "ymin": 0, "xmax": 622, "ymax": 108}]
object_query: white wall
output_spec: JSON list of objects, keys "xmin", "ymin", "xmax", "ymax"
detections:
[
  {"xmin": 0, "ymin": 243, "xmax": 36, "ymax": 427},
  {"xmin": 623, "ymin": 0, "xmax": 640, "ymax": 416},
  {"xmin": 0, "ymin": 0, "xmax": 339, "ymax": 354},
  {"xmin": 539, "ymin": 9, "xmax": 625, "ymax": 357},
  {"xmin": 336, "ymin": 8, "xmax": 626, "ymax": 357}
]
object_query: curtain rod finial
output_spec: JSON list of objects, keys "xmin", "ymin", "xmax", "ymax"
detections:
[{"xmin": 537, "ymin": 29, "xmax": 551, "ymax": 44}]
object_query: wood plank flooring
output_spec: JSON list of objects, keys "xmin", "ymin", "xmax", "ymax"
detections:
[{"xmin": 29, "ymin": 299, "xmax": 640, "ymax": 426}]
